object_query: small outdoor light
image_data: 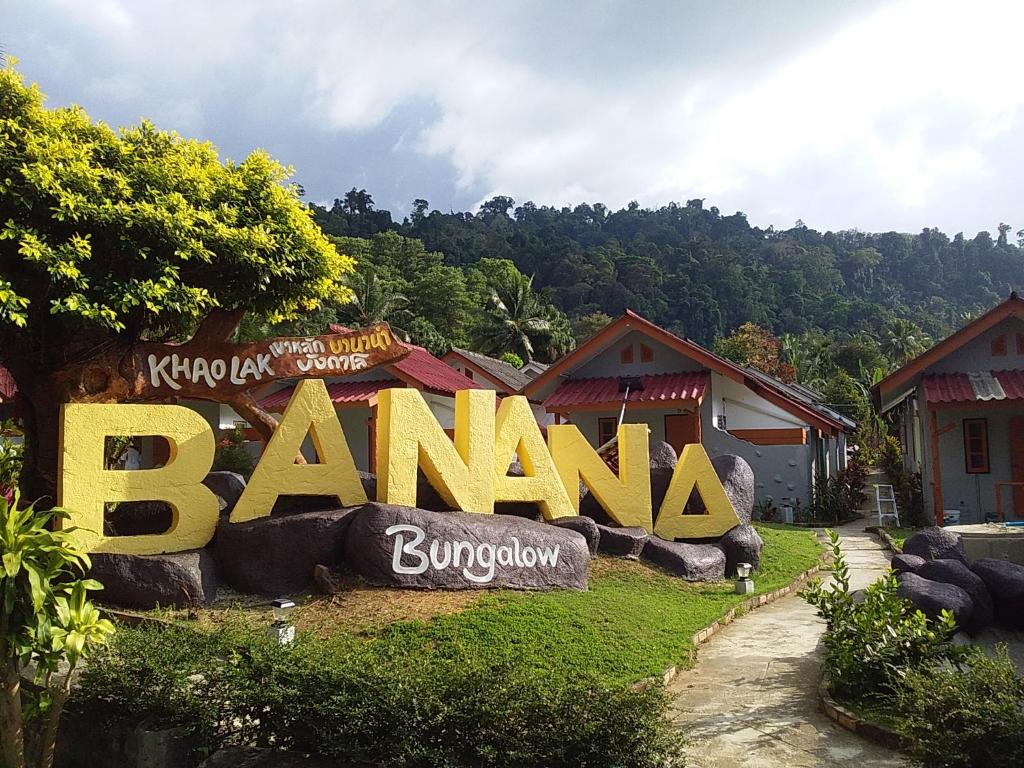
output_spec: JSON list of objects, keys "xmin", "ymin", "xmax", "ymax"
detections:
[
  {"xmin": 735, "ymin": 563, "xmax": 754, "ymax": 595},
  {"xmin": 267, "ymin": 597, "xmax": 296, "ymax": 645}
]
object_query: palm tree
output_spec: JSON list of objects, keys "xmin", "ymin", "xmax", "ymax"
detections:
[
  {"xmin": 474, "ymin": 271, "xmax": 552, "ymax": 362},
  {"xmin": 880, "ymin": 318, "xmax": 930, "ymax": 367},
  {"xmin": 338, "ymin": 268, "xmax": 412, "ymax": 336}
]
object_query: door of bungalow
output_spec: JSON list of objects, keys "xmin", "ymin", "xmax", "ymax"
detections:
[
  {"xmin": 1010, "ymin": 415, "xmax": 1024, "ymax": 517},
  {"xmin": 665, "ymin": 411, "xmax": 700, "ymax": 456}
]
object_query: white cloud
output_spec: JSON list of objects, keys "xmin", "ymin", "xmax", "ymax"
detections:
[{"xmin": 8, "ymin": 0, "xmax": 1024, "ymax": 232}]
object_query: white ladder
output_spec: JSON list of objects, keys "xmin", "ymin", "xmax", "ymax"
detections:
[{"xmin": 874, "ymin": 484, "xmax": 901, "ymax": 528}]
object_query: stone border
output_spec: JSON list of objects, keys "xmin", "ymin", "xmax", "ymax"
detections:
[
  {"xmin": 866, "ymin": 525, "xmax": 903, "ymax": 553},
  {"xmin": 638, "ymin": 559, "xmax": 825, "ymax": 688},
  {"xmin": 817, "ymin": 677, "xmax": 908, "ymax": 751}
]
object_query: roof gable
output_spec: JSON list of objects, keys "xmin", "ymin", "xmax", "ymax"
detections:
[
  {"xmin": 874, "ymin": 293, "xmax": 1024, "ymax": 404},
  {"xmin": 442, "ymin": 347, "xmax": 532, "ymax": 393},
  {"xmin": 524, "ymin": 310, "xmax": 845, "ymax": 434}
]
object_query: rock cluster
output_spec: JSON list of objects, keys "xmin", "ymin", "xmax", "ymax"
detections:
[
  {"xmin": 891, "ymin": 526, "xmax": 1024, "ymax": 633},
  {"xmin": 89, "ymin": 447, "xmax": 761, "ymax": 608}
]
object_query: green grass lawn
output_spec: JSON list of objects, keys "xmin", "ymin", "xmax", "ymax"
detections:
[{"xmin": 317, "ymin": 522, "xmax": 824, "ymax": 686}]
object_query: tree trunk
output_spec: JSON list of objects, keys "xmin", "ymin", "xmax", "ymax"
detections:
[
  {"xmin": 17, "ymin": 379, "xmax": 65, "ymax": 510},
  {"xmin": 35, "ymin": 669, "xmax": 73, "ymax": 768},
  {"xmin": 0, "ymin": 616, "xmax": 27, "ymax": 768}
]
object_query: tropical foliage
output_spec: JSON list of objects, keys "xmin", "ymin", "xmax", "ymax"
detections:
[
  {"xmin": 0, "ymin": 65, "xmax": 353, "ymax": 499},
  {"xmin": 0, "ymin": 493, "xmax": 114, "ymax": 768}
]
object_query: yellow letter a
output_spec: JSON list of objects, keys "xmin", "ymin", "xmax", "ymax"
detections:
[
  {"xmin": 654, "ymin": 444, "xmax": 739, "ymax": 539},
  {"xmin": 231, "ymin": 379, "xmax": 367, "ymax": 522},
  {"xmin": 376, "ymin": 388, "xmax": 495, "ymax": 512},
  {"xmin": 548, "ymin": 423, "xmax": 653, "ymax": 530},
  {"xmin": 59, "ymin": 403, "xmax": 219, "ymax": 555},
  {"xmin": 493, "ymin": 396, "xmax": 574, "ymax": 520}
]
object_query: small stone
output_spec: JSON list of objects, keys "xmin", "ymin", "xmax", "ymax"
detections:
[
  {"xmin": 552, "ymin": 516, "xmax": 600, "ymax": 555},
  {"xmin": 890, "ymin": 553, "xmax": 926, "ymax": 574},
  {"xmin": 90, "ymin": 549, "xmax": 218, "ymax": 609},
  {"xmin": 641, "ymin": 538, "xmax": 727, "ymax": 581},
  {"xmin": 902, "ymin": 526, "xmax": 968, "ymax": 564},
  {"xmin": 596, "ymin": 524, "xmax": 649, "ymax": 558},
  {"xmin": 896, "ymin": 571, "xmax": 974, "ymax": 627},
  {"xmin": 215, "ymin": 508, "xmax": 356, "ymax": 595},
  {"xmin": 971, "ymin": 558, "xmax": 1024, "ymax": 629}
]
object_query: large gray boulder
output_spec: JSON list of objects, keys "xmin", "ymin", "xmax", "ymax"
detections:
[
  {"xmin": 916, "ymin": 558, "xmax": 995, "ymax": 632},
  {"xmin": 202, "ymin": 471, "xmax": 246, "ymax": 515},
  {"xmin": 596, "ymin": 524, "xmax": 649, "ymax": 558},
  {"xmin": 890, "ymin": 553, "xmax": 926, "ymax": 574},
  {"xmin": 344, "ymin": 503, "xmax": 589, "ymax": 590},
  {"xmin": 640, "ymin": 538, "xmax": 727, "ymax": 581},
  {"xmin": 649, "ymin": 440, "xmax": 679, "ymax": 514},
  {"xmin": 552, "ymin": 516, "xmax": 600, "ymax": 555},
  {"xmin": 215, "ymin": 509, "xmax": 357, "ymax": 595},
  {"xmin": 710, "ymin": 455, "xmax": 755, "ymax": 525},
  {"xmin": 971, "ymin": 558, "xmax": 1024, "ymax": 629},
  {"xmin": 902, "ymin": 526, "xmax": 968, "ymax": 565},
  {"xmin": 896, "ymin": 571, "xmax": 974, "ymax": 628},
  {"xmin": 90, "ymin": 549, "xmax": 218, "ymax": 609},
  {"xmin": 716, "ymin": 524, "xmax": 763, "ymax": 577}
]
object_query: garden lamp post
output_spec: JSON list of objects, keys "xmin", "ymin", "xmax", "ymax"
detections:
[
  {"xmin": 268, "ymin": 597, "xmax": 296, "ymax": 645},
  {"xmin": 735, "ymin": 563, "xmax": 754, "ymax": 595}
]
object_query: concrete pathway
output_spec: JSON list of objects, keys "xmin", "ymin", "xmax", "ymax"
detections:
[{"xmin": 668, "ymin": 520, "xmax": 905, "ymax": 768}]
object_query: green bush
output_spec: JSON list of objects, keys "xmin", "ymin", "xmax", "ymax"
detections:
[
  {"xmin": 212, "ymin": 425, "xmax": 254, "ymax": 478},
  {"xmin": 73, "ymin": 621, "xmax": 684, "ymax": 768},
  {"xmin": 899, "ymin": 645, "xmax": 1024, "ymax": 768},
  {"xmin": 801, "ymin": 530, "xmax": 960, "ymax": 701}
]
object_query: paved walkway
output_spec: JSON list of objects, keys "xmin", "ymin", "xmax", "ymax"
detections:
[{"xmin": 668, "ymin": 520, "xmax": 905, "ymax": 768}]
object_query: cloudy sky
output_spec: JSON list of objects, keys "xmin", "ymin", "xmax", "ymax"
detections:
[{"xmin": 5, "ymin": 0, "xmax": 1022, "ymax": 234}]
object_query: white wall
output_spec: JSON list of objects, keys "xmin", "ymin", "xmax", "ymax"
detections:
[{"xmin": 709, "ymin": 372, "xmax": 805, "ymax": 430}]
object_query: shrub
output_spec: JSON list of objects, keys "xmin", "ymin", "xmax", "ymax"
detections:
[
  {"xmin": 879, "ymin": 437, "xmax": 926, "ymax": 527},
  {"xmin": 899, "ymin": 645, "xmax": 1024, "ymax": 768},
  {"xmin": 804, "ymin": 463, "xmax": 865, "ymax": 525},
  {"xmin": 212, "ymin": 425, "xmax": 254, "ymax": 478},
  {"xmin": 499, "ymin": 351, "xmax": 524, "ymax": 368},
  {"xmin": 74, "ymin": 621, "xmax": 684, "ymax": 768},
  {"xmin": 801, "ymin": 530, "xmax": 960, "ymax": 701}
]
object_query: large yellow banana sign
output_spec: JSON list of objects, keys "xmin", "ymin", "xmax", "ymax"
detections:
[{"xmin": 58, "ymin": 382, "xmax": 739, "ymax": 554}]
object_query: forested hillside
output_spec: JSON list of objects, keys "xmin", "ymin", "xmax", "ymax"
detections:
[{"xmin": 313, "ymin": 190, "xmax": 1022, "ymax": 354}]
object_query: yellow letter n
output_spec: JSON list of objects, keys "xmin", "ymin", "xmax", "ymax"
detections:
[
  {"xmin": 376, "ymin": 388, "xmax": 495, "ymax": 512},
  {"xmin": 548, "ymin": 422, "xmax": 652, "ymax": 530}
]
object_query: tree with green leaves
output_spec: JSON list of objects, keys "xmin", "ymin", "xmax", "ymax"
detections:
[
  {"xmin": 881, "ymin": 318, "xmax": 931, "ymax": 367},
  {"xmin": 0, "ymin": 66, "xmax": 353, "ymax": 501},
  {"xmin": 1, "ymin": 494, "xmax": 114, "ymax": 768},
  {"xmin": 473, "ymin": 265, "xmax": 572, "ymax": 363}
]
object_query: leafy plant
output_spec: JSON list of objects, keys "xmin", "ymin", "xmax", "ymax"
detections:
[
  {"xmin": 0, "ymin": 494, "xmax": 114, "ymax": 768},
  {"xmin": 75, "ymin": 620, "xmax": 684, "ymax": 768},
  {"xmin": 879, "ymin": 437, "xmax": 926, "ymax": 526},
  {"xmin": 898, "ymin": 645, "xmax": 1024, "ymax": 768},
  {"xmin": 801, "ymin": 530, "xmax": 960, "ymax": 701},
  {"xmin": 212, "ymin": 425, "xmax": 255, "ymax": 478}
]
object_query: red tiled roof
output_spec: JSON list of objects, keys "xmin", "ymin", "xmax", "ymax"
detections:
[
  {"xmin": 393, "ymin": 345, "xmax": 480, "ymax": 395},
  {"xmin": 923, "ymin": 371, "xmax": 1024, "ymax": 403},
  {"xmin": 0, "ymin": 366, "xmax": 15, "ymax": 400},
  {"xmin": 328, "ymin": 324, "xmax": 478, "ymax": 396},
  {"xmin": 544, "ymin": 372, "xmax": 708, "ymax": 409},
  {"xmin": 260, "ymin": 379, "xmax": 404, "ymax": 411}
]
